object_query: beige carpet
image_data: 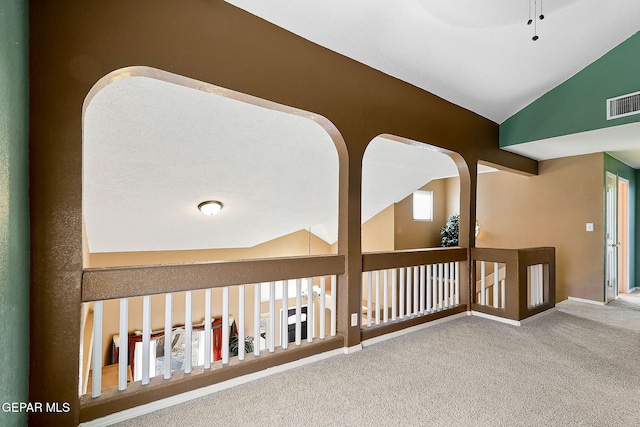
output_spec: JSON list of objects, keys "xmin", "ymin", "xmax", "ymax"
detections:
[{"xmin": 114, "ymin": 296, "xmax": 640, "ymax": 427}]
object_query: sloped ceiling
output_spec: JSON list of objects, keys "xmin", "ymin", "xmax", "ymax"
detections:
[{"xmin": 224, "ymin": 0, "xmax": 640, "ymax": 124}]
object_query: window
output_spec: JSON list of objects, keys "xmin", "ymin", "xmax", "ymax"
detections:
[{"xmin": 412, "ymin": 190, "xmax": 433, "ymax": 221}]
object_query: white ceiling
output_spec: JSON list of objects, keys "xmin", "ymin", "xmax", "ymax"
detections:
[
  {"xmin": 224, "ymin": 0, "xmax": 640, "ymax": 123},
  {"xmin": 224, "ymin": 0, "xmax": 640, "ymax": 171},
  {"xmin": 83, "ymin": 75, "xmax": 464, "ymax": 253},
  {"xmin": 504, "ymin": 122, "xmax": 640, "ymax": 168}
]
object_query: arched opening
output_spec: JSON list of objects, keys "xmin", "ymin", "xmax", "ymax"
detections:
[
  {"xmin": 359, "ymin": 134, "xmax": 471, "ymax": 332},
  {"xmin": 361, "ymin": 134, "xmax": 470, "ymax": 252},
  {"xmin": 80, "ymin": 67, "xmax": 346, "ymax": 394}
]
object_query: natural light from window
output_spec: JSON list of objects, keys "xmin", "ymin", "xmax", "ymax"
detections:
[{"xmin": 412, "ymin": 190, "xmax": 433, "ymax": 221}]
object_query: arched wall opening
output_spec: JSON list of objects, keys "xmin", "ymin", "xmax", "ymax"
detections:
[
  {"xmin": 82, "ymin": 66, "xmax": 346, "ymax": 267},
  {"xmin": 80, "ymin": 66, "xmax": 347, "ymax": 386},
  {"xmin": 361, "ymin": 134, "xmax": 471, "ymax": 252}
]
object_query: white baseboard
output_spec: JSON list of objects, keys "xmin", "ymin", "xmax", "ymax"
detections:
[
  {"xmin": 361, "ymin": 312, "xmax": 468, "ymax": 348},
  {"xmin": 519, "ymin": 307, "xmax": 557, "ymax": 325},
  {"xmin": 567, "ymin": 296, "xmax": 606, "ymax": 306},
  {"xmin": 343, "ymin": 344, "xmax": 363, "ymax": 354},
  {"xmin": 80, "ymin": 347, "xmax": 345, "ymax": 427},
  {"xmin": 628, "ymin": 287, "xmax": 638, "ymax": 293},
  {"xmin": 471, "ymin": 311, "xmax": 522, "ymax": 326}
]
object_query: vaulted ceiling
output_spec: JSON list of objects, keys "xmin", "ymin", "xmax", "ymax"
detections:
[{"xmin": 225, "ymin": 0, "xmax": 640, "ymax": 123}]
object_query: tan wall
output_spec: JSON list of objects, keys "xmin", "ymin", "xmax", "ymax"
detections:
[
  {"xmin": 476, "ymin": 153, "xmax": 605, "ymax": 302},
  {"xmin": 88, "ymin": 229, "xmax": 332, "ymax": 267},
  {"xmin": 361, "ymin": 205, "xmax": 395, "ymax": 252},
  {"xmin": 394, "ymin": 178, "xmax": 460, "ymax": 250}
]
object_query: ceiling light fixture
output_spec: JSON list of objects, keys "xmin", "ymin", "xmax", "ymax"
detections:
[
  {"xmin": 527, "ymin": 0, "xmax": 545, "ymax": 41},
  {"xmin": 198, "ymin": 200, "xmax": 223, "ymax": 216}
]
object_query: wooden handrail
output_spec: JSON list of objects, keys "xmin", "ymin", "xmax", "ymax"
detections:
[
  {"xmin": 82, "ymin": 254, "xmax": 344, "ymax": 302},
  {"xmin": 362, "ymin": 247, "xmax": 467, "ymax": 272}
]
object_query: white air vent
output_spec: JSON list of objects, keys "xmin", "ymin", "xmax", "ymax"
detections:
[{"xmin": 607, "ymin": 91, "xmax": 640, "ymax": 120}]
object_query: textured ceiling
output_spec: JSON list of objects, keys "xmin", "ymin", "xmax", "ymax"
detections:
[{"xmin": 83, "ymin": 75, "xmax": 464, "ymax": 253}]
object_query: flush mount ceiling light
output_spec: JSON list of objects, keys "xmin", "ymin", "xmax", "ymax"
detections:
[{"xmin": 198, "ymin": 200, "xmax": 223, "ymax": 216}]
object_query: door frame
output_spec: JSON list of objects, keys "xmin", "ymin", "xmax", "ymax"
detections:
[{"xmin": 605, "ymin": 171, "xmax": 618, "ymax": 303}]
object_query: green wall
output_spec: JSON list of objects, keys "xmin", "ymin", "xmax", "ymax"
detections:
[
  {"xmin": 0, "ymin": 0, "xmax": 29, "ymax": 426},
  {"xmin": 501, "ymin": 31, "xmax": 640, "ymax": 146},
  {"xmin": 604, "ymin": 154, "xmax": 637, "ymax": 291}
]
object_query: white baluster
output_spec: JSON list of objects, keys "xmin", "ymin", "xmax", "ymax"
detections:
[
  {"xmin": 375, "ymin": 270, "xmax": 381, "ymax": 325},
  {"xmin": 413, "ymin": 266, "xmax": 419, "ymax": 316},
  {"xmin": 426, "ymin": 265, "xmax": 432, "ymax": 312},
  {"xmin": 438, "ymin": 263, "xmax": 444, "ymax": 310},
  {"xmin": 449, "ymin": 263, "xmax": 455, "ymax": 306},
  {"xmin": 238, "ymin": 285, "xmax": 245, "ymax": 361},
  {"xmin": 383, "ymin": 269, "xmax": 389, "ymax": 323},
  {"xmin": 269, "ymin": 281, "xmax": 276, "ymax": 353},
  {"xmin": 164, "ymin": 293, "xmax": 172, "ymax": 379},
  {"xmin": 92, "ymin": 301, "xmax": 103, "ymax": 397},
  {"xmin": 222, "ymin": 286, "xmax": 229, "ymax": 364},
  {"xmin": 254, "ymin": 284, "xmax": 260, "ymax": 357},
  {"xmin": 330, "ymin": 275, "xmax": 337, "ymax": 336},
  {"xmin": 480, "ymin": 261, "xmax": 486, "ymax": 306},
  {"xmin": 493, "ymin": 263, "xmax": 499, "ymax": 309},
  {"xmin": 185, "ymin": 291, "xmax": 193, "ymax": 373},
  {"xmin": 204, "ymin": 289, "xmax": 212, "ymax": 369},
  {"xmin": 320, "ymin": 277, "xmax": 326, "ymax": 339},
  {"xmin": 367, "ymin": 272, "xmax": 372, "ymax": 327},
  {"xmin": 399, "ymin": 268, "xmax": 405, "ymax": 319},
  {"xmin": 455, "ymin": 262, "xmax": 460, "ymax": 306},
  {"xmin": 443, "ymin": 262, "xmax": 449, "ymax": 309},
  {"xmin": 295, "ymin": 279, "xmax": 302, "ymax": 345},
  {"xmin": 142, "ymin": 295, "xmax": 151, "ymax": 385},
  {"xmin": 391, "ymin": 269, "xmax": 397, "ymax": 321},
  {"xmin": 406, "ymin": 267, "xmax": 412, "ymax": 316},
  {"xmin": 118, "ymin": 298, "xmax": 128, "ymax": 391},
  {"xmin": 282, "ymin": 280, "xmax": 289, "ymax": 349},
  {"xmin": 307, "ymin": 278, "xmax": 314, "ymax": 343},
  {"xmin": 419, "ymin": 265, "xmax": 425, "ymax": 315}
]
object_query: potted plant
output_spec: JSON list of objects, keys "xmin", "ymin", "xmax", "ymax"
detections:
[{"xmin": 441, "ymin": 214, "xmax": 459, "ymax": 247}]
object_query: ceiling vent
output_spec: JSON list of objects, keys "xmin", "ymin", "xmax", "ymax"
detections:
[{"xmin": 607, "ymin": 91, "xmax": 640, "ymax": 120}]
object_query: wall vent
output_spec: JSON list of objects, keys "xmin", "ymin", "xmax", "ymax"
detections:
[{"xmin": 607, "ymin": 91, "xmax": 640, "ymax": 120}]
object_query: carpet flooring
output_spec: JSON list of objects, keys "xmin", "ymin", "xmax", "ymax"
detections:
[{"xmin": 114, "ymin": 295, "xmax": 640, "ymax": 427}]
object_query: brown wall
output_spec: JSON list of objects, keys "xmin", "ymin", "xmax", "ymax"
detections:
[
  {"xmin": 29, "ymin": 1, "xmax": 536, "ymax": 423},
  {"xmin": 476, "ymin": 153, "xmax": 605, "ymax": 302}
]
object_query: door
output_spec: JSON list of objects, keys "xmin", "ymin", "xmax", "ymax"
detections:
[{"xmin": 605, "ymin": 172, "xmax": 618, "ymax": 303}]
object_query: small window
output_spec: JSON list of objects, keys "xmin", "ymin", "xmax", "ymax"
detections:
[{"xmin": 412, "ymin": 190, "xmax": 433, "ymax": 221}]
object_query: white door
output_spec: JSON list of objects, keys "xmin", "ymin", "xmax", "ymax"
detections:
[{"xmin": 605, "ymin": 172, "xmax": 618, "ymax": 303}]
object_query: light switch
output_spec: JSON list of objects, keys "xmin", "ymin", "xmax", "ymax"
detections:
[
  {"xmin": 586, "ymin": 223, "xmax": 594, "ymax": 232},
  {"xmin": 351, "ymin": 313, "xmax": 358, "ymax": 327}
]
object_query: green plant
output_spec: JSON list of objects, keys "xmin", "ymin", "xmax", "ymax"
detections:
[
  {"xmin": 229, "ymin": 334, "xmax": 254, "ymax": 357},
  {"xmin": 441, "ymin": 214, "xmax": 459, "ymax": 247}
]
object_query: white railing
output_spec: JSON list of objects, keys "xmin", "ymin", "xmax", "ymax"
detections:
[
  {"xmin": 527, "ymin": 264, "xmax": 545, "ymax": 308},
  {"xmin": 85, "ymin": 275, "xmax": 337, "ymax": 397},
  {"xmin": 475, "ymin": 261, "xmax": 506, "ymax": 309},
  {"xmin": 361, "ymin": 261, "xmax": 460, "ymax": 327}
]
